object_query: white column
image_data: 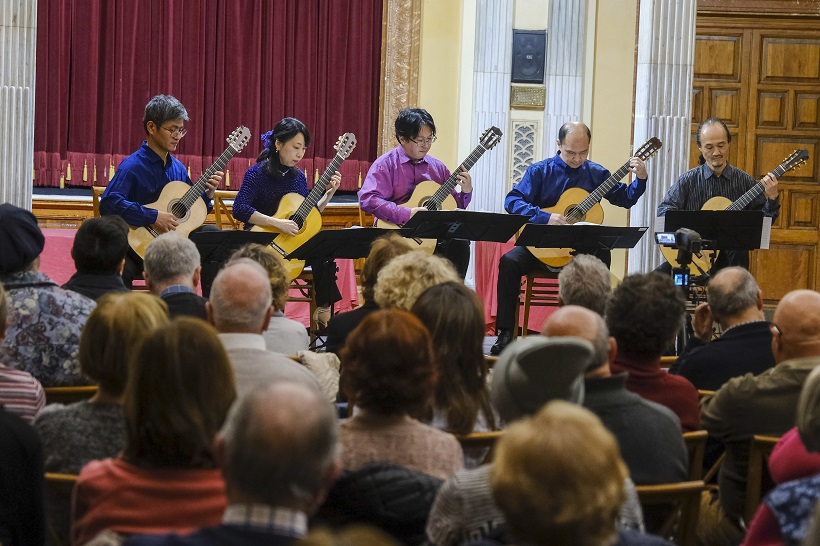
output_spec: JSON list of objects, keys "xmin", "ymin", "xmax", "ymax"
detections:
[
  {"xmin": 542, "ymin": 0, "xmax": 586, "ymax": 156},
  {"xmin": 630, "ymin": 0, "xmax": 696, "ymax": 273}
]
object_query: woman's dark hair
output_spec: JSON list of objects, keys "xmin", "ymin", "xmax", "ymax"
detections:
[
  {"xmin": 342, "ymin": 310, "xmax": 437, "ymax": 416},
  {"xmin": 123, "ymin": 317, "xmax": 237, "ymax": 469},
  {"xmin": 257, "ymin": 117, "xmax": 311, "ymax": 177},
  {"xmin": 696, "ymin": 117, "xmax": 731, "ymax": 165},
  {"xmin": 411, "ymin": 282, "xmax": 497, "ymax": 435},
  {"xmin": 394, "ymin": 108, "xmax": 436, "ymax": 143}
]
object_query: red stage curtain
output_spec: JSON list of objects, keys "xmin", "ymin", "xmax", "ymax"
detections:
[{"xmin": 34, "ymin": 0, "xmax": 383, "ymax": 191}]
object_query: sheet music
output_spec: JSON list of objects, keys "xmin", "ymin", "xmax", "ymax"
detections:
[
  {"xmin": 654, "ymin": 216, "xmax": 666, "ymax": 233},
  {"xmin": 760, "ymin": 216, "xmax": 772, "ymax": 249}
]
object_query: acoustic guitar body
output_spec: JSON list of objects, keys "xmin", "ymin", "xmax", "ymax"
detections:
[
  {"xmin": 251, "ymin": 192, "xmax": 323, "ymax": 280},
  {"xmin": 378, "ymin": 180, "xmax": 458, "ymax": 254},
  {"xmin": 127, "ymin": 181, "xmax": 209, "ymax": 259},
  {"xmin": 526, "ymin": 187, "xmax": 605, "ymax": 268},
  {"xmin": 659, "ymin": 196, "xmax": 731, "ymax": 274}
]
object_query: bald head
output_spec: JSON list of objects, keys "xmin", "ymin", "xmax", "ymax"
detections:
[
  {"xmin": 219, "ymin": 381, "xmax": 339, "ymax": 508},
  {"xmin": 772, "ymin": 290, "xmax": 820, "ymax": 362},
  {"xmin": 707, "ymin": 267, "xmax": 762, "ymax": 324},
  {"xmin": 207, "ymin": 259, "xmax": 273, "ymax": 333},
  {"xmin": 542, "ymin": 305, "xmax": 613, "ymax": 375}
]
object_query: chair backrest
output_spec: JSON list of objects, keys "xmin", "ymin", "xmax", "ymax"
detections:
[
  {"xmin": 698, "ymin": 389, "xmax": 716, "ymax": 401},
  {"xmin": 44, "ymin": 386, "xmax": 98, "ymax": 406},
  {"xmin": 91, "ymin": 186, "xmax": 106, "ymax": 217},
  {"xmin": 213, "ymin": 190, "xmax": 240, "ymax": 230},
  {"xmin": 636, "ymin": 480, "xmax": 706, "ymax": 546},
  {"xmin": 45, "ymin": 472, "xmax": 78, "ymax": 546},
  {"xmin": 456, "ymin": 431, "xmax": 504, "ymax": 465},
  {"xmin": 682, "ymin": 430, "xmax": 708, "ymax": 481},
  {"xmin": 659, "ymin": 356, "xmax": 677, "ymax": 369},
  {"xmin": 744, "ymin": 434, "xmax": 780, "ymax": 525}
]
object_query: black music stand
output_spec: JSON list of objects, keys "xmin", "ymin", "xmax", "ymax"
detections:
[
  {"xmin": 515, "ymin": 224, "xmax": 648, "ymax": 252},
  {"xmin": 663, "ymin": 210, "xmax": 766, "ymax": 251},
  {"xmin": 190, "ymin": 230, "xmax": 277, "ymax": 297},
  {"xmin": 286, "ymin": 227, "xmax": 407, "ymax": 261},
  {"xmin": 400, "ymin": 210, "xmax": 529, "ymax": 243}
]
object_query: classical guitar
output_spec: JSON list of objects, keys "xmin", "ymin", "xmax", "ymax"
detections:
[
  {"xmin": 252, "ymin": 133, "xmax": 357, "ymax": 280},
  {"xmin": 378, "ymin": 126, "xmax": 503, "ymax": 251},
  {"xmin": 127, "ymin": 126, "xmax": 252, "ymax": 258},
  {"xmin": 661, "ymin": 149, "xmax": 809, "ymax": 274},
  {"xmin": 528, "ymin": 137, "xmax": 663, "ymax": 268}
]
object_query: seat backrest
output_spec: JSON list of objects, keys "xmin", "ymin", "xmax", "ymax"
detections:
[
  {"xmin": 659, "ymin": 356, "xmax": 677, "ymax": 369},
  {"xmin": 744, "ymin": 434, "xmax": 780, "ymax": 525},
  {"xmin": 45, "ymin": 473, "xmax": 78, "ymax": 546},
  {"xmin": 44, "ymin": 386, "xmax": 98, "ymax": 406},
  {"xmin": 636, "ymin": 480, "xmax": 706, "ymax": 546},
  {"xmin": 682, "ymin": 430, "xmax": 708, "ymax": 481},
  {"xmin": 456, "ymin": 431, "xmax": 504, "ymax": 465},
  {"xmin": 91, "ymin": 186, "xmax": 106, "ymax": 217}
]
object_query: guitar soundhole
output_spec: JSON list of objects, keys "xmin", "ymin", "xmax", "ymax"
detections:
[
  {"xmin": 169, "ymin": 200, "xmax": 190, "ymax": 221},
  {"xmin": 565, "ymin": 206, "xmax": 584, "ymax": 222},
  {"xmin": 419, "ymin": 197, "xmax": 439, "ymax": 211}
]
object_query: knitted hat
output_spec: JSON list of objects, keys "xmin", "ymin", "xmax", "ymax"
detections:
[
  {"xmin": 0, "ymin": 204, "xmax": 45, "ymax": 274},
  {"xmin": 491, "ymin": 335, "xmax": 594, "ymax": 424}
]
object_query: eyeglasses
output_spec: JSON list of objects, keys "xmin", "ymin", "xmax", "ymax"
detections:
[
  {"xmin": 160, "ymin": 125, "xmax": 187, "ymax": 139},
  {"xmin": 409, "ymin": 135, "xmax": 437, "ymax": 146}
]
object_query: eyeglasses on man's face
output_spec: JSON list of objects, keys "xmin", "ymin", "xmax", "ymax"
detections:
[
  {"xmin": 409, "ymin": 135, "xmax": 437, "ymax": 146},
  {"xmin": 160, "ymin": 125, "xmax": 187, "ymax": 139}
]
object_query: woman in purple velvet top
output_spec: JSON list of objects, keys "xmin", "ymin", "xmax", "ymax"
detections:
[{"xmin": 232, "ymin": 118, "xmax": 341, "ymax": 328}]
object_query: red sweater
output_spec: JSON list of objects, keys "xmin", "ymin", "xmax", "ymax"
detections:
[
  {"xmin": 72, "ymin": 457, "xmax": 227, "ymax": 545},
  {"xmin": 612, "ymin": 354, "xmax": 701, "ymax": 432}
]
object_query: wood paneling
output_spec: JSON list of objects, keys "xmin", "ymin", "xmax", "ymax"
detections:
[
  {"xmin": 698, "ymin": 0, "xmax": 820, "ymax": 16},
  {"xmin": 696, "ymin": 14, "xmax": 820, "ymax": 295}
]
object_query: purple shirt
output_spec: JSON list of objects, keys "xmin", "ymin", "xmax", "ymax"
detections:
[{"xmin": 358, "ymin": 146, "xmax": 472, "ymax": 226}]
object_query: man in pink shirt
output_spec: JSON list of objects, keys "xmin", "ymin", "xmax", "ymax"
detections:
[{"xmin": 358, "ymin": 108, "xmax": 473, "ymax": 277}]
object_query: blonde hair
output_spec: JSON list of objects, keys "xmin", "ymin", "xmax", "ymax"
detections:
[
  {"xmin": 79, "ymin": 292, "xmax": 169, "ymax": 396},
  {"xmin": 491, "ymin": 401, "xmax": 627, "ymax": 546},
  {"xmin": 373, "ymin": 251, "xmax": 460, "ymax": 311}
]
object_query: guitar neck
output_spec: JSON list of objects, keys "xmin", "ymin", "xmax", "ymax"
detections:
[
  {"xmin": 727, "ymin": 163, "xmax": 788, "ymax": 211},
  {"xmin": 570, "ymin": 160, "xmax": 633, "ymax": 221},
  {"xmin": 427, "ymin": 142, "xmax": 489, "ymax": 209},
  {"xmin": 179, "ymin": 146, "xmax": 240, "ymax": 210},
  {"xmin": 291, "ymin": 152, "xmax": 346, "ymax": 225}
]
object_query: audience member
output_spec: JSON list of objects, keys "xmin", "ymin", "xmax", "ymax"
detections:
[
  {"xmin": 699, "ymin": 289, "xmax": 820, "ymax": 545},
  {"xmin": 72, "ymin": 318, "xmax": 236, "ymax": 545},
  {"xmin": 426, "ymin": 336, "xmax": 646, "ymax": 545},
  {"xmin": 607, "ymin": 273, "xmax": 700, "ymax": 431},
  {"xmin": 207, "ymin": 259, "xmax": 319, "ymax": 398},
  {"xmin": 543, "ymin": 305, "xmax": 688, "ymax": 485},
  {"xmin": 326, "ymin": 233, "xmax": 414, "ymax": 355},
  {"xmin": 373, "ymin": 251, "xmax": 461, "ymax": 311},
  {"xmin": 227, "ymin": 243, "xmax": 309, "ymax": 354},
  {"xmin": 340, "ymin": 309, "xmax": 463, "ymax": 480},
  {"xmin": 62, "ymin": 216, "xmax": 130, "ymax": 301},
  {"xmin": 124, "ymin": 381, "xmax": 341, "ymax": 546},
  {"xmin": 490, "ymin": 400, "xmax": 671, "ymax": 546},
  {"xmin": 557, "ymin": 254, "xmax": 612, "ymax": 315},
  {"xmin": 0, "ymin": 203, "xmax": 95, "ymax": 387},
  {"xmin": 411, "ymin": 281, "xmax": 498, "ymax": 466},
  {"xmin": 143, "ymin": 232, "xmax": 207, "ymax": 320},
  {"xmin": 0, "ymin": 280, "xmax": 45, "ymax": 422},
  {"xmin": 0, "ymin": 406, "xmax": 45, "ymax": 546},
  {"xmin": 742, "ymin": 363, "xmax": 820, "ymax": 545},
  {"xmin": 670, "ymin": 267, "xmax": 775, "ymax": 390},
  {"xmin": 35, "ymin": 292, "xmax": 169, "ymax": 474}
]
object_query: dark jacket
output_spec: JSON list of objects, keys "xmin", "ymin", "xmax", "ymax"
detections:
[{"xmin": 62, "ymin": 271, "xmax": 129, "ymax": 301}]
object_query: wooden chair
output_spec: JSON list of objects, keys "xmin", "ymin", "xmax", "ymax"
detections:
[
  {"xmin": 455, "ymin": 431, "xmax": 504, "ymax": 465},
  {"xmin": 288, "ymin": 271, "xmax": 319, "ymax": 345},
  {"xmin": 484, "ymin": 355, "xmax": 498, "ymax": 369},
  {"xmin": 698, "ymin": 389, "xmax": 716, "ymax": 401},
  {"xmin": 212, "ymin": 190, "xmax": 240, "ymax": 230},
  {"xmin": 683, "ymin": 430, "xmax": 708, "ymax": 481},
  {"xmin": 514, "ymin": 270, "xmax": 559, "ymax": 339},
  {"xmin": 43, "ymin": 386, "xmax": 98, "ymax": 405},
  {"xmin": 744, "ymin": 435, "xmax": 780, "ymax": 525},
  {"xmin": 659, "ymin": 355, "xmax": 677, "ymax": 369},
  {"xmin": 45, "ymin": 472, "xmax": 78, "ymax": 546},
  {"xmin": 636, "ymin": 480, "xmax": 707, "ymax": 546},
  {"xmin": 91, "ymin": 186, "xmax": 106, "ymax": 217}
]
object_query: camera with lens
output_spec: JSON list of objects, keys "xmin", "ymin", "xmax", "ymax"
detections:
[
  {"xmin": 655, "ymin": 228, "xmax": 705, "ymax": 298},
  {"xmin": 673, "ymin": 228, "xmax": 702, "ymax": 255}
]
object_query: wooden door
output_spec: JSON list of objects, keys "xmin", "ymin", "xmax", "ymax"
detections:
[{"xmin": 694, "ymin": 11, "xmax": 820, "ymax": 303}]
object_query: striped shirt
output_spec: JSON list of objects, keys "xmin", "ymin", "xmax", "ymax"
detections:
[
  {"xmin": 657, "ymin": 163, "xmax": 780, "ymax": 220},
  {"xmin": 0, "ymin": 364, "xmax": 46, "ymax": 423}
]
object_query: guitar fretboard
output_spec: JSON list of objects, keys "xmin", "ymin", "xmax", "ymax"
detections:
[
  {"xmin": 426, "ymin": 143, "xmax": 490, "ymax": 210},
  {"xmin": 567, "ymin": 160, "xmax": 634, "ymax": 223},
  {"xmin": 290, "ymin": 153, "xmax": 347, "ymax": 228},
  {"xmin": 727, "ymin": 162, "xmax": 791, "ymax": 211},
  {"xmin": 173, "ymin": 145, "xmax": 243, "ymax": 217}
]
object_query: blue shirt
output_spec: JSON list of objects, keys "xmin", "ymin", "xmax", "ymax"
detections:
[
  {"xmin": 100, "ymin": 142, "xmax": 211, "ymax": 227},
  {"xmin": 505, "ymin": 152, "xmax": 647, "ymax": 224},
  {"xmin": 232, "ymin": 162, "xmax": 308, "ymax": 228}
]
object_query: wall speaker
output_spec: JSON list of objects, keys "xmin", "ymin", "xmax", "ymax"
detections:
[{"xmin": 511, "ymin": 30, "xmax": 547, "ymax": 84}]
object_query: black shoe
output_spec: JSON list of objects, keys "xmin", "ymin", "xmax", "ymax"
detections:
[{"xmin": 491, "ymin": 329, "xmax": 513, "ymax": 356}]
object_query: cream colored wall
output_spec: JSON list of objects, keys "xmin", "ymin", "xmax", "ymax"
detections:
[
  {"xmin": 514, "ymin": 1, "xmax": 549, "ymax": 28},
  {"xmin": 418, "ymin": 1, "xmax": 464, "ymax": 168},
  {"xmin": 586, "ymin": 0, "xmax": 638, "ymax": 280}
]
